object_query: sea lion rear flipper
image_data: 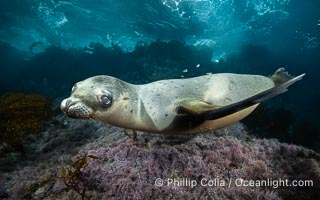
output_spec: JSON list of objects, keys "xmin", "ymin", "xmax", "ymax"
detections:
[
  {"xmin": 176, "ymin": 98, "xmax": 219, "ymax": 115},
  {"xmin": 204, "ymin": 73, "xmax": 305, "ymax": 120}
]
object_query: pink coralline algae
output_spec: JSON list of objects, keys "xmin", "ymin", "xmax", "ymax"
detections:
[{"xmin": 1, "ymin": 116, "xmax": 320, "ymax": 200}]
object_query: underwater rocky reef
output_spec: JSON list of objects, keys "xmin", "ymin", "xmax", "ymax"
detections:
[{"xmin": 1, "ymin": 106, "xmax": 319, "ymax": 199}]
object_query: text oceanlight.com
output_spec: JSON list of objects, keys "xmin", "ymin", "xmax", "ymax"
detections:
[{"xmin": 154, "ymin": 178, "xmax": 313, "ymax": 189}]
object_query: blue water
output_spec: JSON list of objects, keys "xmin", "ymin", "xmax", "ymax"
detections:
[
  {"xmin": 0, "ymin": 0, "xmax": 319, "ymax": 150},
  {"xmin": 1, "ymin": 0, "xmax": 318, "ymax": 52}
]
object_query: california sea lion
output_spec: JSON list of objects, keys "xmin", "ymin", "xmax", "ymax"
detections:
[{"xmin": 61, "ymin": 68, "xmax": 304, "ymax": 135}]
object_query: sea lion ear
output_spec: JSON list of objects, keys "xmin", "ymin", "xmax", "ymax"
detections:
[{"xmin": 175, "ymin": 98, "xmax": 219, "ymax": 116}]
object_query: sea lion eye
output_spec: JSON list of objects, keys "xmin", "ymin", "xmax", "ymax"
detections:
[{"xmin": 100, "ymin": 95, "xmax": 112, "ymax": 107}]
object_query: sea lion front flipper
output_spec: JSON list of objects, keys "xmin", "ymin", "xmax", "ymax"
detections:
[
  {"xmin": 176, "ymin": 98, "xmax": 219, "ymax": 115},
  {"xmin": 204, "ymin": 73, "xmax": 305, "ymax": 120}
]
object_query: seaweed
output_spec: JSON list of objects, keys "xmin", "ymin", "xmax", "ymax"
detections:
[
  {"xmin": 60, "ymin": 155, "xmax": 98, "ymax": 200},
  {"xmin": 22, "ymin": 155, "xmax": 98, "ymax": 199},
  {"xmin": 0, "ymin": 92, "xmax": 51, "ymax": 156}
]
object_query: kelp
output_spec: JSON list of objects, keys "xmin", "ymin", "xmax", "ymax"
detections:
[
  {"xmin": 0, "ymin": 92, "xmax": 51, "ymax": 155},
  {"xmin": 23, "ymin": 155, "xmax": 98, "ymax": 199}
]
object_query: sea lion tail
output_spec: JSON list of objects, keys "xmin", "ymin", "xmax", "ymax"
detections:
[
  {"xmin": 270, "ymin": 68, "xmax": 298, "ymax": 86},
  {"xmin": 204, "ymin": 70, "xmax": 305, "ymax": 120},
  {"xmin": 253, "ymin": 72, "xmax": 305, "ymax": 103}
]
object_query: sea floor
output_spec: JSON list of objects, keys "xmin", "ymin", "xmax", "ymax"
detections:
[{"xmin": 1, "ymin": 113, "xmax": 319, "ymax": 200}]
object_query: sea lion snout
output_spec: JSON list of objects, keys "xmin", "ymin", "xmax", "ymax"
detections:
[
  {"xmin": 61, "ymin": 98, "xmax": 93, "ymax": 119},
  {"xmin": 61, "ymin": 98, "xmax": 74, "ymax": 113}
]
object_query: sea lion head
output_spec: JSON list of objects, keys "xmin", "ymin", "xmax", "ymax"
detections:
[{"xmin": 61, "ymin": 75, "xmax": 129, "ymax": 120}]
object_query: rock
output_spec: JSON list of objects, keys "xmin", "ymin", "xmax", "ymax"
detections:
[{"xmin": 1, "ymin": 114, "xmax": 319, "ymax": 200}]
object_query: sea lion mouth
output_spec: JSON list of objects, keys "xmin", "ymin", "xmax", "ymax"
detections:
[{"xmin": 61, "ymin": 99, "xmax": 93, "ymax": 119}]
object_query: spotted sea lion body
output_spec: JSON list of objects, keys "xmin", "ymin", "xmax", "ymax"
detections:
[{"xmin": 61, "ymin": 68, "xmax": 304, "ymax": 135}]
